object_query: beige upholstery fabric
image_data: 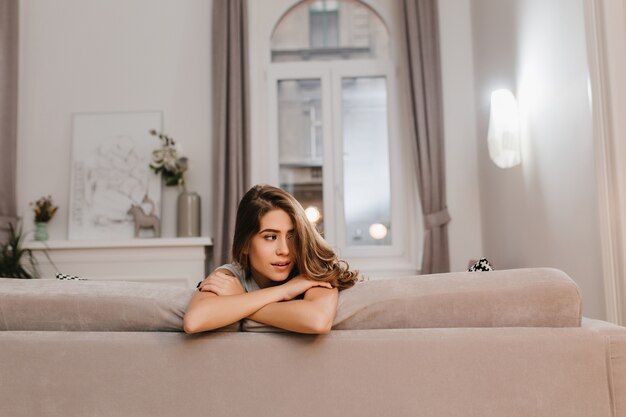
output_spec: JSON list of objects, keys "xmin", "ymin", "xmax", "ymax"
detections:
[
  {"xmin": 0, "ymin": 269, "xmax": 623, "ymax": 416},
  {"xmin": 0, "ymin": 327, "xmax": 617, "ymax": 417},
  {"xmin": 334, "ymin": 267, "xmax": 581, "ymax": 329},
  {"xmin": 234, "ymin": 268, "xmax": 582, "ymax": 333},
  {"xmin": 240, "ymin": 318, "xmax": 287, "ymax": 332},
  {"xmin": 0, "ymin": 279, "xmax": 201, "ymax": 332},
  {"xmin": 0, "ymin": 267, "xmax": 581, "ymax": 333},
  {"xmin": 583, "ymin": 317, "xmax": 626, "ymax": 417}
]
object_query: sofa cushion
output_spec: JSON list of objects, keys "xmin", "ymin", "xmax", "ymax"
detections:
[
  {"xmin": 332, "ymin": 267, "xmax": 582, "ymax": 330},
  {"xmin": 0, "ymin": 279, "xmax": 242, "ymax": 332},
  {"xmin": 0, "ymin": 267, "xmax": 582, "ymax": 332},
  {"xmin": 240, "ymin": 318, "xmax": 287, "ymax": 333}
]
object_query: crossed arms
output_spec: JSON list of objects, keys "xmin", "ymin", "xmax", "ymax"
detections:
[{"xmin": 183, "ymin": 269, "xmax": 338, "ymax": 335}]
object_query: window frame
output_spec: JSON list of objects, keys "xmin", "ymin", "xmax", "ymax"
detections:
[{"xmin": 248, "ymin": 0, "xmax": 421, "ymax": 276}]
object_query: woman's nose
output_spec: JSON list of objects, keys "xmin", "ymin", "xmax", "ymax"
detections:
[{"xmin": 276, "ymin": 237, "xmax": 289, "ymax": 255}]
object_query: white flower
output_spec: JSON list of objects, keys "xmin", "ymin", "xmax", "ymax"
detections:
[
  {"xmin": 149, "ymin": 129, "xmax": 189, "ymax": 186},
  {"xmin": 151, "ymin": 150, "xmax": 165, "ymax": 167}
]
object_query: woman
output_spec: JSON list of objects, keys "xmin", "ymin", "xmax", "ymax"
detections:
[{"xmin": 183, "ymin": 184, "xmax": 358, "ymax": 334}]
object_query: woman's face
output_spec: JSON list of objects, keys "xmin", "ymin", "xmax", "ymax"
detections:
[{"xmin": 247, "ymin": 208, "xmax": 296, "ymax": 288}]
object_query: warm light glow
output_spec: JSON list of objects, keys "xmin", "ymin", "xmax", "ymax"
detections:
[
  {"xmin": 368, "ymin": 223, "xmax": 388, "ymax": 240},
  {"xmin": 488, "ymin": 89, "xmax": 521, "ymax": 168},
  {"xmin": 305, "ymin": 206, "xmax": 321, "ymax": 224}
]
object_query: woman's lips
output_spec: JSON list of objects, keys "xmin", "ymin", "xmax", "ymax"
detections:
[{"xmin": 271, "ymin": 262, "xmax": 291, "ymax": 271}]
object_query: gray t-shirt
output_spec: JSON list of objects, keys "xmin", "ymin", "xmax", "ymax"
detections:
[{"xmin": 216, "ymin": 263, "xmax": 260, "ymax": 293}]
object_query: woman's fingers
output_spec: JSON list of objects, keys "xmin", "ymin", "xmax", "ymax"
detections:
[
  {"xmin": 307, "ymin": 279, "xmax": 333, "ymax": 289},
  {"xmin": 199, "ymin": 276, "xmax": 226, "ymax": 291},
  {"xmin": 199, "ymin": 283, "xmax": 218, "ymax": 293},
  {"xmin": 199, "ymin": 273, "xmax": 244, "ymax": 296},
  {"xmin": 200, "ymin": 280, "xmax": 231, "ymax": 295},
  {"xmin": 200, "ymin": 272, "xmax": 228, "ymax": 286},
  {"xmin": 280, "ymin": 275, "xmax": 333, "ymax": 300},
  {"xmin": 199, "ymin": 282, "xmax": 221, "ymax": 292}
]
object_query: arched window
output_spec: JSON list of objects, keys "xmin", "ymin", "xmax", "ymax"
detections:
[
  {"xmin": 249, "ymin": 0, "xmax": 420, "ymax": 276},
  {"xmin": 271, "ymin": 0, "xmax": 389, "ymax": 62}
]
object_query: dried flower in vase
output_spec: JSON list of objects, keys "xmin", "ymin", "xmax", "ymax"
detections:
[{"xmin": 31, "ymin": 195, "xmax": 58, "ymax": 223}]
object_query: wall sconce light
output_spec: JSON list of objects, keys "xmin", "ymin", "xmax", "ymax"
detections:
[{"xmin": 487, "ymin": 89, "xmax": 521, "ymax": 168}]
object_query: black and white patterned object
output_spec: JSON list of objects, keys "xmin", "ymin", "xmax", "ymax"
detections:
[
  {"xmin": 55, "ymin": 273, "xmax": 87, "ymax": 281},
  {"xmin": 468, "ymin": 258, "xmax": 494, "ymax": 272}
]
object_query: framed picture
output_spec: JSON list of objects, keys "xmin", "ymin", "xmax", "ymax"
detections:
[{"xmin": 68, "ymin": 111, "xmax": 163, "ymax": 240}]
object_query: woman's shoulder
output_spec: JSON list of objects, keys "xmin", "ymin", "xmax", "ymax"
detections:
[
  {"xmin": 216, "ymin": 263, "xmax": 258, "ymax": 292},
  {"xmin": 216, "ymin": 263, "xmax": 245, "ymax": 278}
]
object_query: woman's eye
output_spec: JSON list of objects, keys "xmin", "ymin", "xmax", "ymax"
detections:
[
  {"xmin": 264, "ymin": 235, "xmax": 277, "ymax": 241},
  {"xmin": 287, "ymin": 234, "xmax": 294, "ymax": 240}
]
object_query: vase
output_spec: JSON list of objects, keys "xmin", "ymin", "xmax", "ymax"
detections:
[
  {"xmin": 34, "ymin": 222, "xmax": 49, "ymax": 241},
  {"xmin": 177, "ymin": 189, "xmax": 201, "ymax": 237}
]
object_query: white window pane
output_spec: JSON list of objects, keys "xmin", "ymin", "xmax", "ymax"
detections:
[
  {"xmin": 271, "ymin": 0, "xmax": 389, "ymax": 62},
  {"xmin": 277, "ymin": 79, "xmax": 325, "ymax": 235},
  {"xmin": 342, "ymin": 77, "xmax": 391, "ymax": 246},
  {"xmin": 310, "ymin": 8, "xmax": 339, "ymax": 48}
]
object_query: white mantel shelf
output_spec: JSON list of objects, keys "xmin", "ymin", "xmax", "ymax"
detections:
[
  {"xmin": 23, "ymin": 237, "xmax": 213, "ymax": 250},
  {"xmin": 25, "ymin": 237, "xmax": 213, "ymax": 288}
]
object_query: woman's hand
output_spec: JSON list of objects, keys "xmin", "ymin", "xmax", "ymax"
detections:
[
  {"xmin": 198, "ymin": 269, "xmax": 245, "ymax": 296},
  {"xmin": 280, "ymin": 275, "xmax": 333, "ymax": 301}
]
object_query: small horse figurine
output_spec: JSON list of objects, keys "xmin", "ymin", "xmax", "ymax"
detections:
[{"xmin": 127, "ymin": 201, "xmax": 161, "ymax": 238}]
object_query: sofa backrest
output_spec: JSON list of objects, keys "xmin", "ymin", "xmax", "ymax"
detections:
[
  {"xmin": 0, "ymin": 279, "xmax": 197, "ymax": 332},
  {"xmin": 332, "ymin": 267, "xmax": 582, "ymax": 330},
  {"xmin": 0, "ymin": 267, "xmax": 582, "ymax": 332}
]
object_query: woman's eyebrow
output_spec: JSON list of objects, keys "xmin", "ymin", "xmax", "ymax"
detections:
[{"xmin": 259, "ymin": 228, "xmax": 295, "ymax": 234}]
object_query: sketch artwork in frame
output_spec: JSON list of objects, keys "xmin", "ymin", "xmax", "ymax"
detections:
[{"xmin": 69, "ymin": 111, "xmax": 163, "ymax": 240}]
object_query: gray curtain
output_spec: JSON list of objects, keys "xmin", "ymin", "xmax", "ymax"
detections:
[
  {"xmin": 211, "ymin": 0, "xmax": 250, "ymax": 268},
  {"xmin": 0, "ymin": 0, "xmax": 19, "ymax": 241},
  {"xmin": 401, "ymin": 0, "xmax": 450, "ymax": 274}
]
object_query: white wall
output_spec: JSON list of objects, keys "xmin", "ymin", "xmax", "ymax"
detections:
[
  {"xmin": 472, "ymin": 0, "xmax": 606, "ymax": 319},
  {"xmin": 17, "ymin": 0, "xmax": 213, "ymax": 239},
  {"xmin": 21, "ymin": 0, "xmax": 600, "ymax": 310},
  {"xmin": 438, "ymin": 0, "xmax": 484, "ymax": 272},
  {"xmin": 15, "ymin": 0, "xmax": 485, "ymax": 275}
]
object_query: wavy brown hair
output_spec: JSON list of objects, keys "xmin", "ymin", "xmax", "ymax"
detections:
[{"xmin": 231, "ymin": 184, "xmax": 358, "ymax": 291}]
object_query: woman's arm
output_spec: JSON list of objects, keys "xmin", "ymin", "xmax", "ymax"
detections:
[
  {"xmin": 183, "ymin": 286, "xmax": 285, "ymax": 334},
  {"xmin": 183, "ymin": 274, "xmax": 333, "ymax": 334},
  {"xmin": 246, "ymin": 286, "xmax": 339, "ymax": 334}
]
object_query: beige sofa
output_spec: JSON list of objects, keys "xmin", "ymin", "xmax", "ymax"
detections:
[{"xmin": 0, "ymin": 268, "xmax": 624, "ymax": 417}]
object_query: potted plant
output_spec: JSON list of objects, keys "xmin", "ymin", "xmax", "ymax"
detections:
[
  {"xmin": 0, "ymin": 220, "xmax": 39, "ymax": 279},
  {"xmin": 148, "ymin": 129, "xmax": 188, "ymax": 188},
  {"xmin": 30, "ymin": 195, "xmax": 58, "ymax": 241}
]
